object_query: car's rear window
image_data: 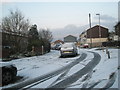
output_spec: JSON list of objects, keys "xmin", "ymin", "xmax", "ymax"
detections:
[{"xmin": 62, "ymin": 43, "xmax": 73, "ymax": 48}]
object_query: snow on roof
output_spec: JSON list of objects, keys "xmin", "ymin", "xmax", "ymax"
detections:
[
  {"xmin": 64, "ymin": 35, "xmax": 77, "ymax": 38},
  {"xmin": 87, "ymin": 25, "xmax": 108, "ymax": 32}
]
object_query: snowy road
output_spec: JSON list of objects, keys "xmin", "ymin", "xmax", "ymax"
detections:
[
  {"xmin": 2, "ymin": 48, "xmax": 119, "ymax": 89},
  {"xmin": 6, "ymin": 51, "xmax": 100, "ymax": 89},
  {"xmin": 45, "ymin": 51, "xmax": 101, "ymax": 88},
  {"xmin": 3, "ymin": 52, "xmax": 87, "ymax": 89}
]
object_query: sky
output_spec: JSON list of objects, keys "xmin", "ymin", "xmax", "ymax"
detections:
[{"xmin": 0, "ymin": 0, "xmax": 119, "ymax": 40}]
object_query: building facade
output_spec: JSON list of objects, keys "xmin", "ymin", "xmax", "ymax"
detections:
[
  {"xmin": 115, "ymin": 22, "xmax": 120, "ymax": 40},
  {"xmin": 79, "ymin": 25, "xmax": 109, "ymax": 47},
  {"xmin": 64, "ymin": 35, "xmax": 77, "ymax": 43},
  {"xmin": 79, "ymin": 31, "xmax": 87, "ymax": 46}
]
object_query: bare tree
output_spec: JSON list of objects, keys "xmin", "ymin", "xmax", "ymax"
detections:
[
  {"xmin": 39, "ymin": 28, "xmax": 53, "ymax": 42},
  {"xmin": 39, "ymin": 29, "xmax": 53, "ymax": 52},
  {"xmin": 2, "ymin": 9, "xmax": 30, "ymax": 53},
  {"xmin": 2, "ymin": 9, "xmax": 30, "ymax": 34}
]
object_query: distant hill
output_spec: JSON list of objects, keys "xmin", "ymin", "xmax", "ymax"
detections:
[
  {"xmin": 52, "ymin": 24, "xmax": 89, "ymax": 41},
  {"xmin": 51, "ymin": 21, "xmax": 116, "ymax": 41}
]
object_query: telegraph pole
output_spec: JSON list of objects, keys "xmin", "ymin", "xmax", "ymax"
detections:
[{"xmin": 89, "ymin": 13, "xmax": 92, "ymax": 48}]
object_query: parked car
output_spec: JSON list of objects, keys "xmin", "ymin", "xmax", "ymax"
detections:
[
  {"xmin": 55, "ymin": 44, "xmax": 61, "ymax": 50},
  {"xmin": 51, "ymin": 44, "xmax": 61, "ymax": 50},
  {"xmin": 83, "ymin": 44, "xmax": 89, "ymax": 48},
  {"xmin": 60, "ymin": 43, "xmax": 78, "ymax": 57},
  {"xmin": 0, "ymin": 62, "xmax": 17, "ymax": 85}
]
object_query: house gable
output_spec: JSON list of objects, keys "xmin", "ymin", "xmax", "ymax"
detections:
[
  {"xmin": 64, "ymin": 35, "xmax": 77, "ymax": 42},
  {"xmin": 86, "ymin": 25, "xmax": 109, "ymax": 38}
]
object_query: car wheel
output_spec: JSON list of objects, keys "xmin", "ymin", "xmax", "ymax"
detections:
[
  {"xmin": 61, "ymin": 55, "xmax": 65, "ymax": 58},
  {"xmin": 2, "ymin": 70, "xmax": 13, "ymax": 85},
  {"xmin": 75, "ymin": 53, "xmax": 77, "ymax": 56},
  {"xmin": 76, "ymin": 52, "xmax": 78, "ymax": 56},
  {"xmin": 60, "ymin": 55, "xmax": 63, "ymax": 58}
]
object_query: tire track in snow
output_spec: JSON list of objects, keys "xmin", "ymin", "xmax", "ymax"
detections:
[
  {"xmin": 48, "ymin": 51, "xmax": 101, "ymax": 88},
  {"xmin": 2, "ymin": 53, "xmax": 87, "ymax": 89}
]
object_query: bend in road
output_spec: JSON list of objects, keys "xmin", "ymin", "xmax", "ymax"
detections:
[
  {"xmin": 48, "ymin": 51, "xmax": 101, "ymax": 88},
  {"xmin": 3, "ymin": 53, "xmax": 87, "ymax": 89}
]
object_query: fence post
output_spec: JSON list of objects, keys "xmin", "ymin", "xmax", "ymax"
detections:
[
  {"xmin": 42, "ymin": 45, "xmax": 44, "ymax": 55},
  {"xmin": 107, "ymin": 51, "xmax": 110, "ymax": 59},
  {"xmin": 106, "ymin": 47, "xmax": 110, "ymax": 59},
  {"xmin": 106, "ymin": 47, "xmax": 108, "ymax": 54}
]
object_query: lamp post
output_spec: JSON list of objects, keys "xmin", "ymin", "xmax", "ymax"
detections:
[{"xmin": 96, "ymin": 13, "xmax": 101, "ymax": 47}]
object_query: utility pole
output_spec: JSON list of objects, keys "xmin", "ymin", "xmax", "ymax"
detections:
[
  {"xmin": 89, "ymin": 13, "xmax": 92, "ymax": 48},
  {"xmin": 96, "ymin": 13, "xmax": 101, "ymax": 48}
]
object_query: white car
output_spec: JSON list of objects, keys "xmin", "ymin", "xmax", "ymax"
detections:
[{"xmin": 60, "ymin": 43, "xmax": 78, "ymax": 57}]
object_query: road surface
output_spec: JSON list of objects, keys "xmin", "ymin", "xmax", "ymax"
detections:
[
  {"xmin": 3, "ymin": 53, "xmax": 87, "ymax": 89},
  {"xmin": 3, "ymin": 51, "xmax": 103, "ymax": 89},
  {"xmin": 47, "ymin": 51, "xmax": 101, "ymax": 88}
]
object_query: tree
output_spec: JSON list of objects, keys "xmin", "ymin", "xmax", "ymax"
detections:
[
  {"xmin": 28, "ymin": 24, "xmax": 39, "ymax": 39},
  {"xmin": 39, "ymin": 29, "xmax": 53, "ymax": 52},
  {"xmin": 39, "ymin": 28, "xmax": 53, "ymax": 42},
  {"xmin": 2, "ymin": 9, "xmax": 30, "ymax": 53},
  {"xmin": 2, "ymin": 9, "xmax": 30, "ymax": 34},
  {"xmin": 28, "ymin": 24, "xmax": 41, "ymax": 51}
]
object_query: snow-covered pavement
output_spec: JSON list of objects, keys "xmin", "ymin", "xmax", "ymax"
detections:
[
  {"xmin": 69, "ymin": 48, "xmax": 119, "ymax": 89},
  {"xmin": 2, "ymin": 49, "xmax": 82, "ymax": 88},
  {"xmin": 10, "ymin": 50, "xmax": 81, "ymax": 79},
  {"xmin": 1, "ymin": 48, "xmax": 119, "ymax": 89}
]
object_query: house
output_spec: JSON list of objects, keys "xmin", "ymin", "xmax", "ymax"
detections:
[
  {"xmin": 51, "ymin": 40, "xmax": 64, "ymax": 50},
  {"xmin": 79, "ymin": 31, "xmax": 87, "ymax": 46},
  {"xmin": 79, "ymin": 25, "xmax": 109, "ymax": 47},
  {"xmin": 114, "ymin": 22, "xmax": 120, "ymax": 40},
  {"xmin": 64, "ymin": 35, "xmax": 77, "ymax": 43},
  {"xmin": 51, "ymin": 40, "xmax": 64, "ymax": 46},
  {"xmin": 54, "ymin": 40, "xmax": 64, "ymax": 45},
  {"xmin": 103, "ymin": 21, "xmax": 120, "ymax": 47}
]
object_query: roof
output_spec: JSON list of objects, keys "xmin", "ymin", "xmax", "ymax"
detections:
[
  {"xmin": 64, "ymin": 35, "xmax": 77, "ymax": 38},
  {"xmin": 115, "ymin": 22, "xmax": 120, "ymax": 27},
  {"xmin": 87, "ymin": 25, "xmax": 108, "ymax": 32},
  {"xmin": 54, "ymin": 40, "xmax": 64, "ymax": 44},
  {"xmin": 79, "ymin": 31, "xmax": 86, "ymax": 37}
]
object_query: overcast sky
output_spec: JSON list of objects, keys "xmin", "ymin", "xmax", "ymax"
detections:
[
  {"xmin": 0, "ymin": 0, "xmax": 119, "ymax": 40},
  {"xmin": 1, "ymin": 1, "xmax": 118, "ymax": 28}
]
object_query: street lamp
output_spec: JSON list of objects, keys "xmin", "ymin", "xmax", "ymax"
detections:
[{"xmin": 96, "ymin": 13, "xmax": 101, "ymax": 47}]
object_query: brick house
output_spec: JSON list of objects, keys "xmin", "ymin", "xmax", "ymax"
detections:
[{"xmin": 79, "ymin": 25, "xmax": 109, "ymax": 47}]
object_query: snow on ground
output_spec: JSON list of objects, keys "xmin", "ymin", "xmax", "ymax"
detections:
[
  {"xmin": 26, "ymin": 73, "xmax": 63, "ymax": 88},
  {"xmin": 12, "ymin": 50, "xmax": 81, "ymax": 79},
  {"xmin": 1, "ymin": 48, "xmax": 119, "ymax": 89},
  {"xmin": 2, "ymin": 49, "xmax": 81, "ymax": 88},
  {"xmin": 88, "ymin": 48, "xmax": 119, "ymax": 88},
  {"xmin": 68, "ymin": 48, "xmax": 119, "ymax": 88},
  {"xmin": 65, "ymin": 51, "xmax": 94, "ymax": 77}
]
